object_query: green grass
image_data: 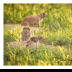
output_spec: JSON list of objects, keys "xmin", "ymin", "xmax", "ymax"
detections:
[
  {"xmin": 4, "ymin": 4, "xmax": 72, "ymax": 65},
  {"xmin": 4, "ymin": 42, "xmax": 72, "ymax": 66},
  {"xmin": 4, "ymin": 25, "xmax": 72, "ymax": 65}
]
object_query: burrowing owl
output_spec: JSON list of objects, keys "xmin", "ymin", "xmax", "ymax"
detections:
[
  {"xmin": 20, "ymin": 26, "xmax": 32, "ymax": 41},
  {"xmin": 9, "ymin": 41, "xmax": 26, "ymax": 49},
  {"xmin": 26, "ymin": 36, "xmax": 40, "ymax": 47},
  {"xmin": 21, "ymin": 12, "xmax": 48, "ymax": 27},
  {"xmin": 9, "ymin": 35, "xmax": 43, "ymax": 48},
  {"xmin": 38, "ymin": 35, "xmax": 43, "ymax": 40}
]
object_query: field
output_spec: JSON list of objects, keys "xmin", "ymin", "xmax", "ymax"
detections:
[{"xmin": 4, "ymin": 4, "xmax": 72, "ymax": 65}]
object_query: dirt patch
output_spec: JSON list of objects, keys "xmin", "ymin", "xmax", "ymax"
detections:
[
  {"xmin": 39, "ymin": 38, "xmax": 57, "ymax": 49},
  {"xmin": 4, "ymin": 24, "xmax": 61, "ymax": 50},
  {"xmin": 4, "ymin": 24, "xmax": 20, "ymax": 26},
  {"xmin": 4, "ymin": 24, "xmax": 37, "ymax": 32}
]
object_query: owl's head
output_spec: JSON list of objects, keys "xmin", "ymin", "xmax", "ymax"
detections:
[
  {"xmin": 23, "ymin": 26, "xmax": 30, "ymax": 30},
  {"xmin": 38, "ymin": 35, "xmax": 43, "ymax": 40},
  {"xmin": 30, "ymin": 36, "xmax": 39, "ymax": 42},
  {"xmin": 22, "ymin": 26, "xmax": 30, "ymax": 34}
]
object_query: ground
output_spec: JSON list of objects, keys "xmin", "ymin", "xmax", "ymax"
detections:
[{"xmin": 4, "ymin": 24, "xmax": 59, "ymax": 49}]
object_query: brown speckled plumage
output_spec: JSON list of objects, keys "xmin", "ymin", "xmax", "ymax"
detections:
[{"xmin": 20, "ymin": 26, "xmax": 32, "ymax": 41}]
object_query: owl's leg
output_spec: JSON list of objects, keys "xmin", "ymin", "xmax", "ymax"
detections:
[{"xmin": 38, "ymin": 24, "xmax": 39, "ymax": 27}]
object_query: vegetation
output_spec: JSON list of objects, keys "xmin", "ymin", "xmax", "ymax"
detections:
[{"xmin": 4, "ymin": 4, "xmax": 72, "ymax": 65}]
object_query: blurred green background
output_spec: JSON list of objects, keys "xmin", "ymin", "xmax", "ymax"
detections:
[{"xmin": 4, "ymin": 4, "xmax": 72, "ymax": 24}]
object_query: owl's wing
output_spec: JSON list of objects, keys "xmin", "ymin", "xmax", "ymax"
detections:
[{"xmin": 26, "ymin": 40, "xmax": 31, "ymax": 47}]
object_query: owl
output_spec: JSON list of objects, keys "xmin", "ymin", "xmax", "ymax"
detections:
[
  {"xmin": 26, "ymin": 36, "xmax": 40, "ymax": 47},
  {"xmin": 20, "ymin": 26, "xmax": 32, "ymax": 42},
  {"xmin": 38, "ymin": 35, "xmax": 43, "ymax": 40}
]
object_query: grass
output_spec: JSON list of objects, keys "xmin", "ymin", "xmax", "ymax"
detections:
[
  {"xmin": 4, "ymin": 25, "xmax": 72, "ymax": 66},
  {"xmin": 4, "ymin": 4, "xmax": 72, "ymax": 65},
  {"xmin": 4, "ymin": 43, "xmax": 72, "ymax": 66}
]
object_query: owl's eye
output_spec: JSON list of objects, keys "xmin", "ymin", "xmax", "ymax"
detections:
[
  {"xmin": 43, "ymin": 13, "xmax": 45, "ymax": 15},
  {"xmin": 32, "ymin": 38, "xmax": 34, "ymax": 41}
]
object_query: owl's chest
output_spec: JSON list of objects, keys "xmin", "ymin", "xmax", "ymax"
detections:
[{"xmin": 30, "ymin": 41, "xmax": 40, "ymax": 47}]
